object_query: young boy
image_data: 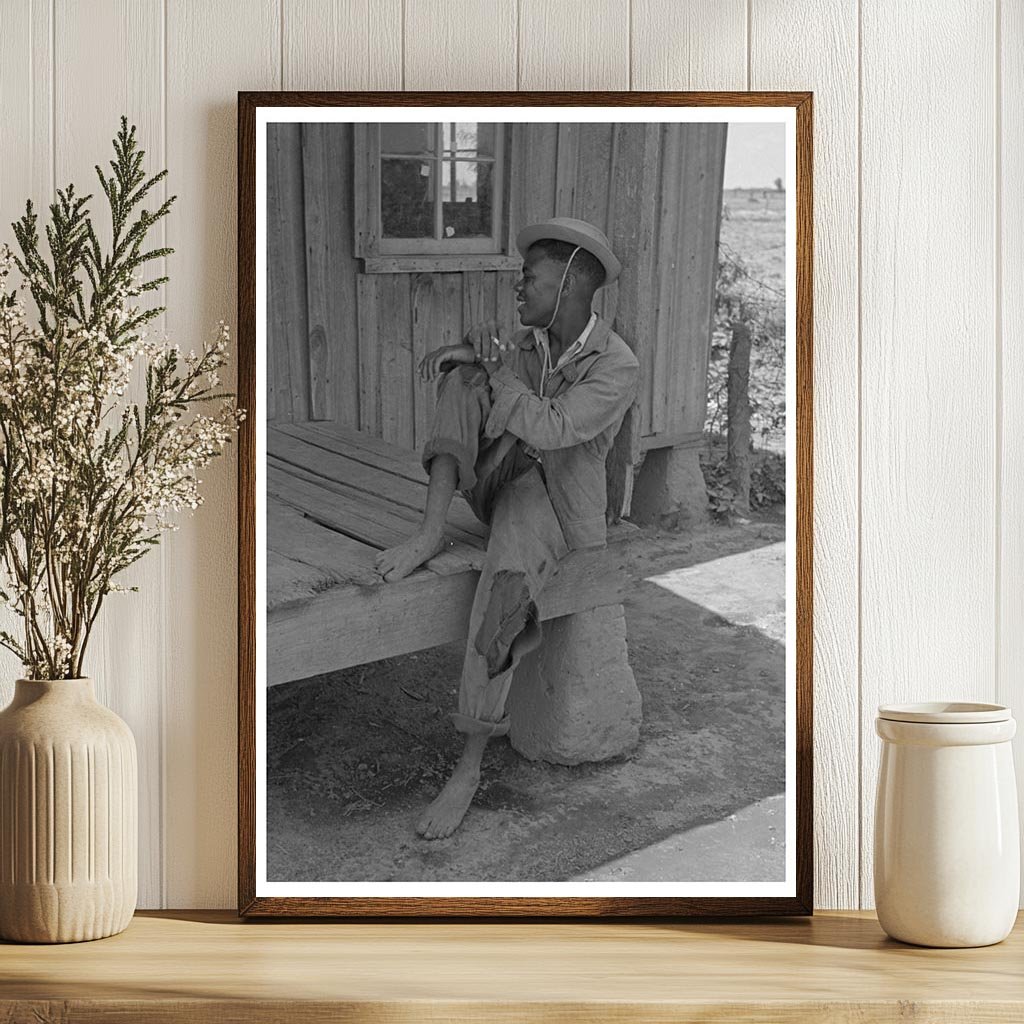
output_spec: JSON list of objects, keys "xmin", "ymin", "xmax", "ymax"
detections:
[{"xmin": 375, "ymin": 218, "xmax": 640, "ymax": 839}]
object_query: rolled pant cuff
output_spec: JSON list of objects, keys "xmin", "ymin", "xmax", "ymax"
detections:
[
  {"xmin": 422, "ymin": 437, "xmax": 478, "ymax": 491},
  {"xmin": 451, "ymin": 712, "xmax": 510, "ymax": 737}
]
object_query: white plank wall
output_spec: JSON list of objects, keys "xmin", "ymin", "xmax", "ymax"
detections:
[
  {"xmin": 749, "ymin": 0, "xmax": 860, "ymax": 914},
  {"xmin": 859, "ymin": 0, "xmax": 999, "ymax": 909},
  {"xmin": 0, "ymin": 0, "xmax": 1018, "ymax": 910},
  {"xmin": 1003, "ymin": 0, "xmax": 1024, "ymax": 897}
]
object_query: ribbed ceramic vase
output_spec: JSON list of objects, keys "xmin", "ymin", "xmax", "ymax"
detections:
[
  {"xmin": 0, "ymin": 677, "xmax": 137, "ymax": 942},
  {"xmin": 874, "ymin": 701, "xmax": 1019, "ymax": 948}
]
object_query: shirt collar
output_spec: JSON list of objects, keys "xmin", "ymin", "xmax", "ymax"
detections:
[{"xmin": 533, "ymin": 311, "xmax": 598, "ymax": 371}]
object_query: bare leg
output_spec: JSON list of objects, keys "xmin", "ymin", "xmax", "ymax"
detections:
[
  {"xmin": 416, "ymin": 732, "xmax": 489, "ymax": 839},
  {"xmin": 375, "ymin": 453, "xmax": 458, "ymax": 582}
]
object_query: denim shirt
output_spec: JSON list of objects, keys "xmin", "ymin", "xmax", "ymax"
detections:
[{"xmin": 483, "ymin": 316, "xmax": 640, "ymax": 550}]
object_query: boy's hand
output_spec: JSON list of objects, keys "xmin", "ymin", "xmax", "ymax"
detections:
[
  {"xmin": 418, "ymin": 343, "xmax": 476, "ymax": 383},
  {"xmin": 464, "ymin": 318, "xmax": 512, "ymax": 375}
]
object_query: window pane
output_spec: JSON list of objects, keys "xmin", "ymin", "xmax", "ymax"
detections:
[
  {"xmin": 381, "ymin": 123, "xmax": 434, "ymax": 156},
  {"xmin": 440, "ymin": 161, "xmax": 494, "ymax": 238},
  {"xmin": 442, "ymin": 122, "xmax": 496, "ymax": 159},
  {"xmin": 381, "ymin": 158, "xmax": 435, "ymax": 238}
]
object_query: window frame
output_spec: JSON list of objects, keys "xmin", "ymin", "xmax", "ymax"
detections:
[{"xmin": 354, "ymin": 122, "xmax": 519, "ymax": 273}]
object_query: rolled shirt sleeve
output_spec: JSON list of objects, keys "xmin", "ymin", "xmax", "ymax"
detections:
[{"xmin": 483, "ymin": 356, "xmax": 639, "ymax": 450}]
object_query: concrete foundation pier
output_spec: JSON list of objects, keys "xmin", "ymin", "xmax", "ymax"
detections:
[
  {"xmin": 508, "ymin": 603, "xmax": 641, "ymax": 765},
  {"xmin": 630, "ymin": 445, "xmax": 709, "ymax": 529}
]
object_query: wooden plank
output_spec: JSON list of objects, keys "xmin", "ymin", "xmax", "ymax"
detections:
[
  {"xmin": 301, "ymin": 123, "xmax": 334, "ymax": 421},
  {"xmin": 441, "ymin": 272, "xmax": 464, "ymax": 350},
  {"xmin": 410, "ymin": 273, "xmax": 437, "ymax": 449},
  {"xmin": 269, "ymin": 426, "xmax": 488, "ymax": 538},
  {"xmin": 279, "ymin": 421, "xmax": 429, "ymax": 483},
  {"xmin": 602, "ymin": 122, "xmax": 661, "ymax": 517},
  {"xmin": 403, "ymin": 0, "xmax": 516, "ymax": 90},
  {"xmin": 750, "ymin": 0, "xmax": 859, "ymax": 910},
  {"xmin": 631, "ymin": 0, "xmax": 747, "ymax": 90},
  {"xmin": 377, "ymin": 273, "xmax": 414, "ymax": 448},
  {"xmin": 269, "ymin": 121, "xmax": 310, "ymax": 422},
  {"xmin": 270, "ymin": 440, "xmax": 487, "ymax": 544},
  {"xmin": 519, "ymin": 0, "xmax": 629, "ymax": 89},
  {"xmin": 573, "ymin": 123, "xmax": 613, "ymax": 232},
  {"xmin": 462, "ymin": 270, "xmax": 486, "ymax": 332},
  {"xmin": 282, "ymin": 0, "xmax": 401, "ymax": 90},
  {"xmin": 363, "ymin": 255, "xmax": 521, "ymax": 274},
  {"xmin": 268, "ymin": 501, "xmax": 379, "ymax": 586},
  {"xmin": 608, "ymin": 123, "xmax": 660, "ymax": 433},
  {"xmin": 271, "ymin": 570, "xmax": 478, "ymax": 683},
  {"xmin": 269, "ymin": 460, "xmax": 485, "ymax": 555},
  {"xmin": 267, "ymin": 550, "xmax": 338, "ymax": 613},
  {"xmin": 266, "ymin": 124, "xmax": 290, "ymax": 422},
  {"xmin": 277, "ymin": 421, "xmax": 544, "ymax": 546},
  {"xmin": 482, "ymin": 270, "xmax": 497, "ymax": 330},
  {"xmin": 53, "ymin": 0, "xmax": 165, "ymax": 911},
  {"xmin": 356, "ymin": 273, "xmax": 381, "ymax": 435},
  {"xmin": 672, "ymin": 124, "xmax": 727, "ymax": 438},
  {"xmin": 859, "ymin": 0, "xmax": 997, "ymax": 908},
  {"xmin": 512, "ymin": 123, "xmax": 559, "ymax": 232},
  {"xmin": 496, "ymin": 270, "xmax": 519, "ymax": 336},
  {"xmin": 325, "ymin": 124, "xmax": 360, "ymax": 428},
  {"xmin": 651, "ymin": 123, "xmax": 680, "ymax": 435},
  {"xmin": 999, "ymin": 0, "xmax": 1024, "ymax": 906},
  {"xmin": 270, "ymin": 543, "xmax": 627, "ymax": 682},
  {"xmin": 554, "ymin": 123, "xmax": 580, "ymax": 216},
  {"xmin": 164, "ymin": 0, "xmax": 280, "ymax": 909}
]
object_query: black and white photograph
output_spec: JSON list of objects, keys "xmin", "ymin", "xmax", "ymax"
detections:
[{"xmin": 242, "ymin": 99, "xmax": 808, "ymax": 912}]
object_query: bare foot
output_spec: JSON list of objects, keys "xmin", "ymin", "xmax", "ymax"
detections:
[
  {"xmin": 416, "ymin": 764, "xmax": 481, "ymax": 839},
  {"xmin": 375, "ymin": 529, "xmax": 446, "ymax": 582}
]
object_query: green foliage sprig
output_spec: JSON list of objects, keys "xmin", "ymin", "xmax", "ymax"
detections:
[{"xmin": 0, "ymin": 117, "xmax": 245, "ymax": 679}]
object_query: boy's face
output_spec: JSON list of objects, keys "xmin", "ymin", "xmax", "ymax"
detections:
[{"xmin": 514, "ymin": 247, "xmax": 568, "ymax": 328}]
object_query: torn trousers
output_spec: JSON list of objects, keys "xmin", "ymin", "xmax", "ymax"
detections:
[{"xmin": 421, "ymin": 364, "xmax": 569, "ymax": 738}]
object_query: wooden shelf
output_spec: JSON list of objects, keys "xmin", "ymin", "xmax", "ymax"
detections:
[{"xmin": 2, "ymin": 910, "xmax": 1022, "ymax": 1022}]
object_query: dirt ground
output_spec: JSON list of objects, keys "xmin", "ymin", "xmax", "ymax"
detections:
[{"xmin": 267, "ymin": 508, "xmax": 786, "ymax": 883}]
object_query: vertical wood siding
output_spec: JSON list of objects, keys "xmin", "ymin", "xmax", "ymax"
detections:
[{"xmin": 0, "ymin": 0, "xmax": 1017, "ymax": 911}]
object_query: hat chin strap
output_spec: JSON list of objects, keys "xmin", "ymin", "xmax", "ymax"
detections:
[{"xmin": 542, "ymin": 245, "xmax": 581, "ymax": 331}]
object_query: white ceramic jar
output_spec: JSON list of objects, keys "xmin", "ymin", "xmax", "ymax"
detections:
[{"xmin": 874, "ymin": 702, "xmax": 1019, "ymax": 947}]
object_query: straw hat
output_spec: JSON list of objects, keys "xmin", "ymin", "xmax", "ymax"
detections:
[{"xmin": 516, "ymin": 217, "xmax": 621, "ymax": 287}]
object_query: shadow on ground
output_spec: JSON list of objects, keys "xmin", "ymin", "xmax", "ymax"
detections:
[{"xmin": 267, "ymin": 515, "xmax": 786, "ymax": 882}]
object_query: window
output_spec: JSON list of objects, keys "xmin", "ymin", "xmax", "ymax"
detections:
[{"xmin": 355, "ymin": 122, "xmax": 518, "ymax": 272}]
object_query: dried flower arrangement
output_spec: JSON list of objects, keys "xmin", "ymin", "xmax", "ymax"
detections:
[{"xmin": 0, "ymin": 117, "xmax": 244, "ymax": 680}]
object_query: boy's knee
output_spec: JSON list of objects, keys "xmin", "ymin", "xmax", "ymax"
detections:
[
  {"xmin": 441, "ymin": 363, "xmax": 488, "ymax": 390},
  {"xmin": 474, "ymin": 570, "xmax": 537, "ymax": 678}
]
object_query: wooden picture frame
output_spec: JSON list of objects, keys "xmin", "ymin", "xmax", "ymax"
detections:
[{"xmin": 238, "ymin": 91, "xmax": 813, "ymax": 917}]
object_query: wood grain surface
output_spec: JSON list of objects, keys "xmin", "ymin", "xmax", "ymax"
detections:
[{"xmin": 1, "ymin": 911, "xmax": 1023, "ymax": 1023}]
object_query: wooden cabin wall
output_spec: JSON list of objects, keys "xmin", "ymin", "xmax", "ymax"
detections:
[
  {"xmin": 355, "ymin": 269, "xmax": 519, "ymax": 450},
  {"xmin": 267, "ymin": 122, "xmax": 362, "ymax": 427},
  {"xmin": 267, "ymin": 120, "xmax": 726, "ymax": 454},
  {"xmin": 508, "ymin": 122, "xmax": 727, "ymax": 448}
]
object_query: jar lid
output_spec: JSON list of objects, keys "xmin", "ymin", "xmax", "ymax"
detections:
[{"xmin": 877, "ymin": 701, "xmax": 1011, "ymax": 724}]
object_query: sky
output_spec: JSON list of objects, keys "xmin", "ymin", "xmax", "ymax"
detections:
[{"xmin": 723, "ymin": 122, "xmax": 787, "ymax": 190}]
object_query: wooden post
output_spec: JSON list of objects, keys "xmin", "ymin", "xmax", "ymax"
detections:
[{"xmin": 727, "ymin": 318, "xmax": 752, "ymax": 513}]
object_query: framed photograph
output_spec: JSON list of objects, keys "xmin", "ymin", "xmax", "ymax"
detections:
[{"xmin": 237, "ymin": 91, "xmax": 812, "ymax": 917}]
